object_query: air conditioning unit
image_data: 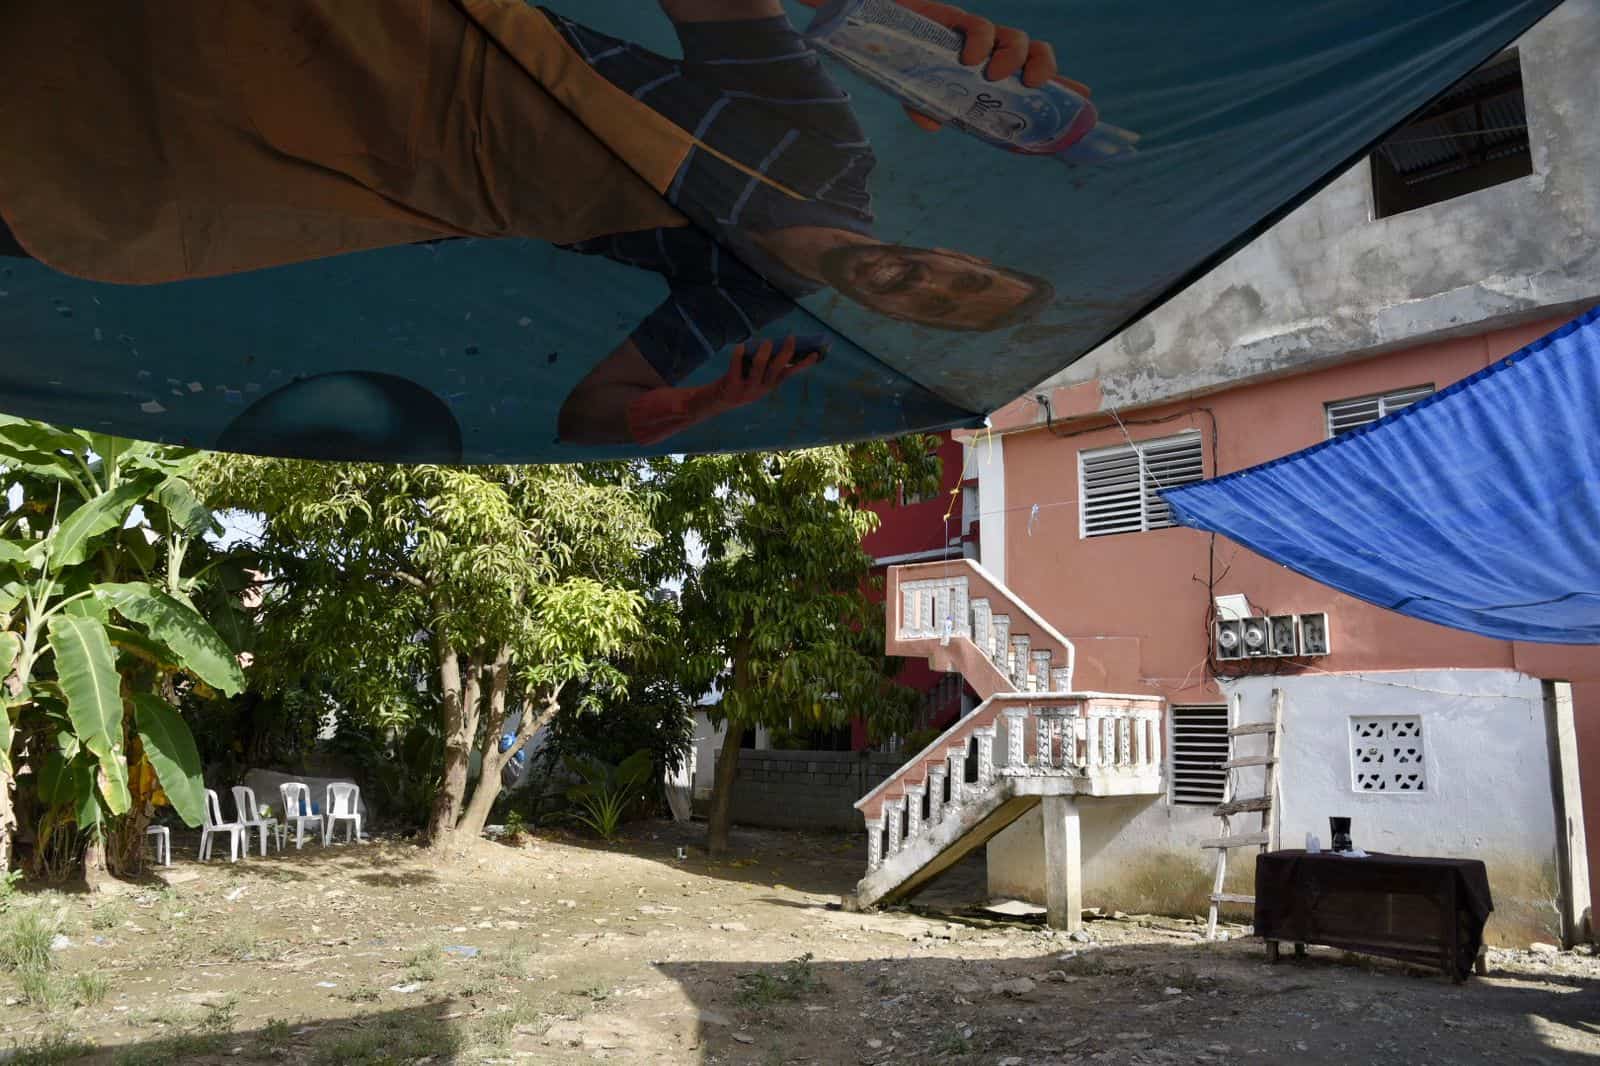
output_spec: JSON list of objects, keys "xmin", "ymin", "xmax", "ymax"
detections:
[
  {"xmin": 1213, "ymin": 619, "xmax": 1244, "ymax": 661},
  {"xmin": 1298, "ymin": 612, "xmax": 1331, "ymax": 656},
  {"xmin": 1241, "ymin": 617, "xmax": 1271, "ymax": 658},
  {"xmin": 1268, "ymin": 615, "xmax": 1299, "ymax": 657}
]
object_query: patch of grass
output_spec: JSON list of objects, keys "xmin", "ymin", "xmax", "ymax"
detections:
[
  {"xmin": 1060, "ymin": 952, "xmax": 1113, "ymax": 977},
  {"xmin": 472, "ymin": 1003, "xmax": 541, "ymax": 1049},
  {"xmin": 403, "ymin": 944, "xmax": 442, "ymax": 984},
  {"xmin": 114, "ymin": 1032, "xmax": 229, "ymax": 1066},
  {"xmin": 735, "ymin": 953, "xmax": 821, "ymax": 1009},
  {"xmin": 70, "ymin": 969, "xmax": 111, "ymax": 1007},
  {"xmin": 0, "ymin": 908, "xmax": 59, "ymax": 976},
  {"xmin": 310, "ymin": 1015, "xmax": 464, "ymax": 1065},
  {"xmin": 201, "ymin": 993, "xmax": 240, "ymax": 1034},
  {"xmin": 261, "ymin": 1017, "xmax": 294, "ymax": 1055},
  {"xmin": 216, "ymin": 927, "xmax": 261, "ymax": 962},
  {"xmin": 488, "ymin": 941, "xmax": 532, "ymax": 980},
  {"xmin": 567, "ymin": 980, "xmax": 610, "ymax": 1002},
  {"xmin": 5, "ymin": 1030, "xmax": 96, "ymax": 1065},
  {"xmin": 933, "ymin": 1029, "xmax": 973, "ymax": 1056},
  {"xmin": 340, "ymin": 985, "xmax": 382, "ymax": 1004},
  {"xmin": 18, "ymin": 966, "xmax": 63, "ymax": 1009},
  {"xmin": 89, "ymin": 900, "xmax": 129, "ymax": 931}
]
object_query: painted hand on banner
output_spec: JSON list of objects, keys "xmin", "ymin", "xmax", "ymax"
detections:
[{"xmin": 891, "ymin": 0, "xmax": 1091, "ymax": 132}]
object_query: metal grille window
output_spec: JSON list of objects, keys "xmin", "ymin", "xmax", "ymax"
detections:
[
  {"xmin": 1371, "ymin": 52, "xmax": 1530, "ymax": 218},
  {"xmin": 1170, "ymin": 704, "xmax": 1228, "ymax": 805},
  {"xmin": 1325, "ymin": 385, "xmax": 1434, "ymax": 437},
  {"xmin": 1350, "ymin": 715, "xmax": 1426, "ymax": 792},
  {"xmin": 1079, "ymin": 431, "xmax": 1204, "ymax": 537}
]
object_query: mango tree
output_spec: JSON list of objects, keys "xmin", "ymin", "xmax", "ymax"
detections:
[
  {"xmin": 646, "ymin": 440, "xmax": 940, "ymax": 856},
  {"xmin": 0, "ymin": 418, "xmax": 246, "ymax": 883},
  {"xmin": 201, "ymin": 459, "xmax": 652, "ymax": 853}
]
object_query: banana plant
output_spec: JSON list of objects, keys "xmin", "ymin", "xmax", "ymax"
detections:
[{"xmin": 0, "ymin": 416, "xmax": 245, "ymax": 874}]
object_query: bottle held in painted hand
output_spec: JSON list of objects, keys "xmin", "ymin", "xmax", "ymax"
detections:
[{"xmin": 805, "ymin": 0, "xmax": 1138, "ymax": 163}]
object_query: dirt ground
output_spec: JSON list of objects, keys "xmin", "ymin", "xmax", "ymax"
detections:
[{"xmin": 0, "ymin": 820, "xmax": 1597, "ymax": 1065}]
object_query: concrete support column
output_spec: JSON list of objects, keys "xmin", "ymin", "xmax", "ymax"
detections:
[{"xmin": 1042, "ymin": 795, "xmax": 1083, "ymax": 932}]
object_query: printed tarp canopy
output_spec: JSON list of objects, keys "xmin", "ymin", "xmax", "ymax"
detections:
[
  {"xmin": 0, "ymin": 0, "xmax": 1561, "ymax": 463},
  {"xmin": 1163, "ymin": 307, "xmax": 1600, "ymax": 645}
]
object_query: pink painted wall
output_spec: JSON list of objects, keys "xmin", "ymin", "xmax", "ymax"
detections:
[{"xmin": 999, "ymin": 317, "xmax": 1600, "ymax": 914}]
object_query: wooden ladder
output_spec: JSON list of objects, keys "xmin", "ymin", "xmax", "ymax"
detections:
[{"xmin": 1204, "ymin": 688, "xmax": 1284, "ymax": 939}]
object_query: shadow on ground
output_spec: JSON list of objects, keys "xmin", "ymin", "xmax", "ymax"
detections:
[{"xmin": 652, "ymin": 941, "xmax": 1600, "ymax": 1065}]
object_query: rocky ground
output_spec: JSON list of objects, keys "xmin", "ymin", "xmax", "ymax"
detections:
[{"xmin": 0, "ymin": 820, "xmax": 1595, "ymax": 1064}]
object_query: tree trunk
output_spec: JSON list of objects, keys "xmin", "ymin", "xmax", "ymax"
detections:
[
  {"xmin": 454, "ymin": 646, "xmax": 517, "ymax": 843},
  {"xmin": 707, "ymin": 637, "xmax": 752, "ymax": 858},
  {"xmin": 459, "ymin": 684, "xmax": 564, "ymax": 844},
  {"xmin": 425, "ymin": 644, "xmax": 477, "ymax": 849},
  {"xmin": 81, "ymin": 833, "xmax": 111, "ymax": 894},
  {"xmin": 706, "ymin": 719, "xmax": 745, "ymax": 857},
  {"xmin": 0, "ymin": 768, "xmax": 14, "ymax": 878}
]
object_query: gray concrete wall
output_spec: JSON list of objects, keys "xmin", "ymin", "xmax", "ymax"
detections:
[
  {"xmin": 1036, "ymin": 0, "xmax": 1600, "ymax": 411},
  {"xmin": 723, "ymin": 750, "xmax": 905, "ymax": 831}
]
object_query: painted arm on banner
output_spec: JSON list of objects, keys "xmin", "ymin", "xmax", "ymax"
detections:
[{"xmin": 558, "ymin": 336, "xmax": 819, "ymax": 446}]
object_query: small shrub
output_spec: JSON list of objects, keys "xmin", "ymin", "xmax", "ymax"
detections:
[
  {"xmin": 70, "ymin": 970, "xmax": 110, "ymax": 1007},
  {"xmin": 503, "ymin": 809, "xmax": 528, "ymax": 843},
  {"xmin": 340, "ymin": 985, "xmax": 382, "ymax": 1004},
  {"xmin": 90, "ymin": 901, "xmax": 128, "ymax": 931},
  {"xmin": 6, "ymin": 1029, "xmax": 96, "ymax": 1065},
  {"xmin": 404, "ymin": 945, "xmax": 442, "ymax": 984},
  {"xmin": 564, "ymin": 750, "xmax": 652, "ymax": 841},
  {"xmin": 216, "ymin": 928, "xmax": 260, "ymax": 962},
  {"xmin": 261, "ymin": 1017, "xmax": 294, "ymax": 1054},
  {"xmin": 0, "ymin": 909, "xmax": 58, "ymax": 976},
  {"xmin": 735, "ymin": 953, "xmax": 821, "ymax": 1008}
]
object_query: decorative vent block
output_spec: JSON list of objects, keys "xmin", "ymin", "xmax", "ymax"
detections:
[{"xmin": 1349, "ymin": 715, "xmax": 1425, "ymax": 792}]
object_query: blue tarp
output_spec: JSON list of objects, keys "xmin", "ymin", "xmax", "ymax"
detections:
[
  {"xmin": 0, "ymin": 0, "xmax": 1561, "ymax": 463},
  {"xmin": 1163, "ymin": 307, "xmax": 1600, "ymax": 645}
]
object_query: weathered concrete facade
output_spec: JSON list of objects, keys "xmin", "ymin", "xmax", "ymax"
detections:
[{"xmin": 1016, "ymin": 0, "xmax": 1600, "ymax": 418}]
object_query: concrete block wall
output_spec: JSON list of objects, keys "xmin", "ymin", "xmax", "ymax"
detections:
[{"xmin": 720, "ymin": 750, "xmax": 907, "ymax": 831}]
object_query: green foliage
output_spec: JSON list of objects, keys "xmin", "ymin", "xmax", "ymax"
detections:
[
  {"xmin": 199, "ymin": 458, "xmax": 654, "ymax": 840},
  {"xmin": 540, "ymin": 676, "xmax": 693, "ymax": 802},
  {"xmin": 647, "ymin": 441, "xmax": 938, "ymax": 736},
  {"xmin": 131, "ymin": 694, "xmax": 205, "ymax": 828},
  {"xmin": 0, "ymin": 417, "xmax": 251, "ymax": 873},
  {"xmin": 735, "ymin": 953, "xmax": 822, "ymax": 1008},
  {"xmin": 47, "ymin": 613, "xmax": 130, "ymax": 815},
  {"xmin": 564, "ymin": 749, "xmax": 653, "ymax": 841}
]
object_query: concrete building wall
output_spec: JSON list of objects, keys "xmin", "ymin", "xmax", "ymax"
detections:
[
  {"xmin": 984, "ymin": 670, "xmax": 1566, "ymax": 946},
  {"xmin": 723, "ymin": 750, "xmax": 905, "ymax": 832},
  {"xmin": 1234, "ymin": 670, "xmax": 1562, "ymax": 946},
  {"xmin": 1028, "ymin": 0, "xmax": 1600, "ymax": 414}
]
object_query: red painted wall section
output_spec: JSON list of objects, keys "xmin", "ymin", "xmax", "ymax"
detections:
[
  {"xmin": 854, "ymin": 433, "xmax": 971, "ymax": 750},
  {"xmin": 862, "ymin": 433, "xmax": 966, "ymax": 562}
]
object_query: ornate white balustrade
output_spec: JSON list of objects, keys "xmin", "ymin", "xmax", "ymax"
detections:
[
  {"xmin": 858, "ymin": 695, "xmax": 1163, "ymax": 874},
  {"xmin": 890, "ymin": 563, "xmax": 1076, "ymax": 697}
]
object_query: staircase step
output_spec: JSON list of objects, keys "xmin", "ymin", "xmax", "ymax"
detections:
[
  {"xmin": 1200, "ymin": 832, "xmax": 1270, "ymax": 849},
  {"xmin": 1227, "ymin": 722, "xmax": 1277, "ymax": 737},
  {"xmin": 1209, "ymin": 893, "xmax": 1256, "ymax": 905},
  {"xmin": 1214, "ymin": 795, "xmax": 1272, "ymax": 817},
  {"xmin": 1221, "ymin": 755, "xmax": 1277, "ymax": 769}
]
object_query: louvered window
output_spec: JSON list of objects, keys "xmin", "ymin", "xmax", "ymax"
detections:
[
  {"xmin": 1325, "ymin": 385, "xmax": 1434, "ymax": 437},
  {"xmin": 1171, "ymin": 705, "xmax": 1228, "ymax": 806},
  {"xmin": 1079, "ymin": 431, "xmax": 1204, "ymax": 537}
]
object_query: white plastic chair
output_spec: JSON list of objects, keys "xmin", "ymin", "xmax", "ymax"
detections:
[
  {"xmin": 145, "ymin": 824, "xmax": 171, "ymax": 867},
  {"xmin": 199, "ymin": 789, "xmax": 245, "ymax": 862},
  {"xmin": 231, "ymin": 785, "xmax": 282, "ymax": 857},
  {"xmin": 279, "ymin": 782, "xmax": 324, "ymax": 850},
  {"xmin": 324, "ymin": 783, "xmax": 363, "ymax": 845}
]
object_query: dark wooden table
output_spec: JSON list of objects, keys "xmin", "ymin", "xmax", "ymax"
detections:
[{"xmin": 1254, "ymin": 850, "xmax": 1493, "ymax": 982}]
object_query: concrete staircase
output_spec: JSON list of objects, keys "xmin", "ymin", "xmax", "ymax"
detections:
[{"xmin": 852, "ymin": 561, "xmax": 1164, "ymax": 928}]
